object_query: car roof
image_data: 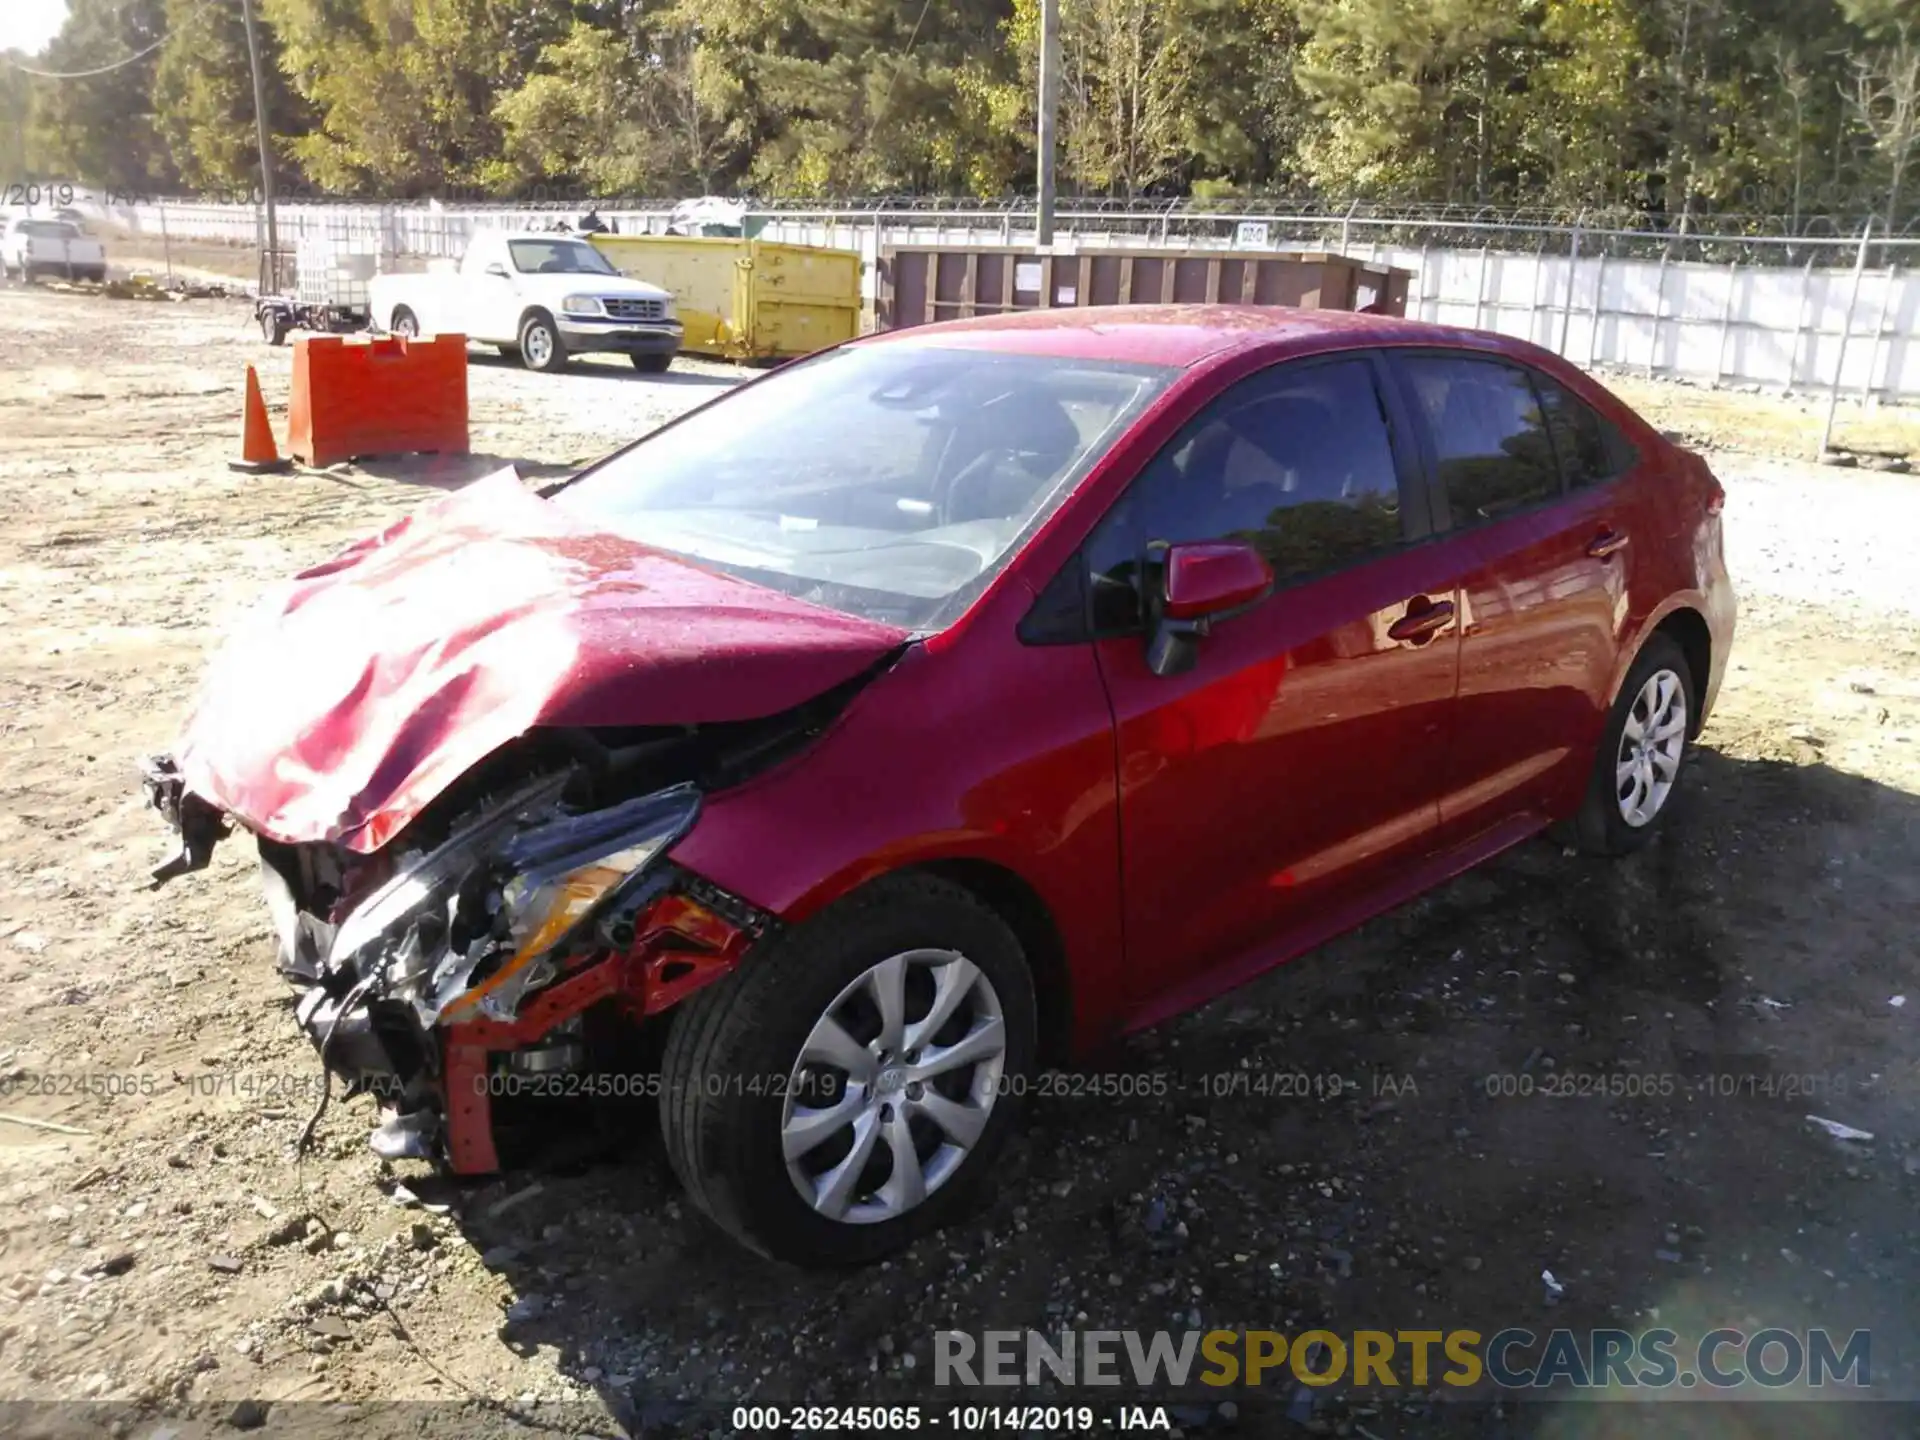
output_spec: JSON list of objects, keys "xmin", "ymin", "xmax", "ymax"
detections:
[{"xmin": 858, "ymin": 304, "xmax": 1535, "ymax": 370}]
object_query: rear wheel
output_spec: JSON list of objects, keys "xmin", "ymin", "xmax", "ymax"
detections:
[
  {"xmin": 630, "ymin": 352, "xmax": 674, "ymax": 374},
  {"xmin": 660, "ymin": 874, "xmax": 1036, "ymax": 1265},
  {"xmin": 260, "ymin": 308, "xmax": 290, "ymax": 346},
  {"xmin": 389, "ymin": 306, "xmax": 420, "ymax": 339},
  {"xmin": 1570, "ymin": 633, "xmax": 1697, "ymax": 856},
  {"xmin": 518, "ymin": 311, "xmax": 567, "ymax": 372}
]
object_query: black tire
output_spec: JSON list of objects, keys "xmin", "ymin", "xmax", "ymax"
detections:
[
  {"xmin": 517, "ymin": 310, "xmax": 568, "ymax": 372},
  {"xmin": 659, "ymin": 873, "xmax": 1037, "ymax": 1266},
  {"xmin": 1569, "ymin": 633, "xmax": 1698, "ymax": 857},
  {"xmin": 629, "ymin": 352, "xmax": 674, "ymax": 374},
  {"xmin": 261, "ymin": 308, "xmax": 290, "ymax": 346},
  {"xmin": 389, "ymin": 305, "xmax": 420, "ymax": 339}
]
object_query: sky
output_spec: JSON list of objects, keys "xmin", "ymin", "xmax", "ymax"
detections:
[{"xmin": 0, "ymin": 0, "xmax": 70, "ymax": 57}]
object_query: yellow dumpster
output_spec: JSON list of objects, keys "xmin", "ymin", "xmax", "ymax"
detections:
[{"xmin": 589, "ymin": 234, "xmax": 862, "ymax": 362}]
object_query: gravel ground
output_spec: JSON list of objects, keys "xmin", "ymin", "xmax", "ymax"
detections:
[{"xmin": 2, "ymin": 284, "xmax": 1919, "ymax": 1440}]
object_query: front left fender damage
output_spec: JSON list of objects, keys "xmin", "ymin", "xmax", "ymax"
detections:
[{"xmin": 139, "ymin": 674, "xmax": 899, "ymax": 1172}]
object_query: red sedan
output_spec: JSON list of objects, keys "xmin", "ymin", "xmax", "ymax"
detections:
[{"xmin": 143, "ymin": 306, "xmax": 1734, "ymax": 1264}]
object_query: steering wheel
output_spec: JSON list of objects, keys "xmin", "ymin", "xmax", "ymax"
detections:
[{"xmin": 931, "ymin": 448, "xmax": 1009, "ymax": 526}]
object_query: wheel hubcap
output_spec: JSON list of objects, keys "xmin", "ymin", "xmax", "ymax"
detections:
[
  {"xmin": 1616, "ymin": 668, "xmax": 1687, "ymax": 828},
  {"xmin": 396, "ymin": 315, "xmax": 417, "ymax": 337},
  {"xmin": 782, "ymin": 949, "xmax": 1006, "ymax": 1225},
  {"xmin": 525, "ymin": 327, "xmax": 551, "ymax": 364}
]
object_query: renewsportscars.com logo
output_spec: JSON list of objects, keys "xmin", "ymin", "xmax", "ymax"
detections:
[{"xmin": 934, "ymin": 1328, "xmax": 1873, "ymax": 1394}]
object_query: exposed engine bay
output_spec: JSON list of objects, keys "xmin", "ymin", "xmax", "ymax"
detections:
[{"xmin": 139, "ymin": 673, "xmax": 884, "ymax": 1172}]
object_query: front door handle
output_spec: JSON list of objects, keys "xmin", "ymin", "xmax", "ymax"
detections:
[
  {"xmin": 1389, "ymin": 597, "xmax": 1456, "ymax": 644},
  {"xmin": 1588, "ymin": 529, "xmax": 1631, "ymax": 560}
]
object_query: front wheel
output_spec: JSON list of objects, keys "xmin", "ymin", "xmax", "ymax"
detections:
[
  {"xmin": 260, "ymin": 308, "xmax": 290, "ymax": 345},
  {"xmin": 389, "ymin": 305, "xmax": 420, "ymax": 339},
  {"xmin": 659, "ymin": 874, "xmax": 1037, "ymax": 1266},
  {"xmin": 518, "ymin": 311, "xmax": 567, "ymax": 372},
  {"xmin": 1569, "ymin": 633, "xmax": 1697, "ymax": 856}
]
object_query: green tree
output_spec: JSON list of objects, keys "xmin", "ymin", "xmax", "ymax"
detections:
[
  {"xmin": 1293, "ymin": 0, "xmax": 1538, "ymax": 204},
  {"xmin": 1519, "ymin": 0, "xmax": 1649, "ymax": 212},
  {"xmin": 493, "ymin": 14, "xmax": 734, "ymax": 194},
  {"xmin": 676, "ymin": 0, "xmax": 1021, "ymax": 196},
  {"xmin": 265, "ymin": 0, "xmax": 560, "ymax": 194},
  {"xmin": 28, "ymin": 0, "xmax": 176, "ymax": 190},
  {"xmin": 0, "ymin": 61, "xmax": 46, "ymax": 183},
  {"xmin": 152, "ymin": 0, "xmax": 310, "ymax": 193}
]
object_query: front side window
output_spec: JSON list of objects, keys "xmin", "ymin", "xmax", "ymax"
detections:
[
  {"xmin": 507, "ymin": 239, "xmax": 618, "ymax": 276},
  {"xmin": 556, "ymin": 343, "xmax": 1175, "ymax": 629},
  {"xmin": 1400, "ymin": 356, "xmax": 1561, "ymax": 524},
  {"xmin": 1086, "ymin": 357, "xmax": 1410, "ymax": 630}
]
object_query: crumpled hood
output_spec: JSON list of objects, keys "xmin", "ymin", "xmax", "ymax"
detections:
[{"xmin": 177, "ymin": 470, "xmax": 907, "ymax": 853}]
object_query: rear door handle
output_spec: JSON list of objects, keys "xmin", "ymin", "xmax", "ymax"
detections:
[
  {"xmin": 1389, "ymin": 597, "xmax": 1456, "ymax": 644},
  {"xmin": 1588, "ymin": 529, "xmax": 1631, "ymax": 560}
]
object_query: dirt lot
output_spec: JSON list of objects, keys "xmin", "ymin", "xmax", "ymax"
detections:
[{"xmin": 2, "ymin": 282, "xmax": 1920, "ymax": 1439}]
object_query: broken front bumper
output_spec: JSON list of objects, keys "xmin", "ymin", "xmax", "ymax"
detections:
[
  {"xmin": 290, "ymin": 875, "xmax": 768, "ymax": 1171},
  {"xmin": 144, "ymin": 755, "xmax": 774, "ymax": 1173}
]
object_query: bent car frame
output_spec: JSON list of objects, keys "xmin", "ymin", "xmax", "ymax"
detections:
[{"xmin": 144, "ymin": 305, "xmax": 1734, "ymax": 1264}]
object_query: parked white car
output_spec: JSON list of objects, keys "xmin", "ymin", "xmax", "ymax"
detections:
[
  {"xmin": 1, "ymin": 218, "xmax": 107, "ymax": 284},
  {"xmin": 367, "ymin": 232, "xmax": 682, "ymax": 373}
]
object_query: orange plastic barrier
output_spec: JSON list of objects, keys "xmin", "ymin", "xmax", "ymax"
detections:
[{"xmin": 287, "ymin": 333, "xmax": 470, "ymax": 468}]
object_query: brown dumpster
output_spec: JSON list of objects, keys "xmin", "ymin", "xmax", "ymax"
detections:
[{"xmin": 877, "ymin": 245, "xmax": 1412, "ymax": 330}]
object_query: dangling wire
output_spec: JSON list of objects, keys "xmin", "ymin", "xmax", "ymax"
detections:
[{"xmin": 1, "ymin": 0, "xmax": 218, "ymax": 80}]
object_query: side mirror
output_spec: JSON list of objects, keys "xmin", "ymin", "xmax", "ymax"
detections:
[
  {"xmin": 484, "ymin": 261, "xmax": 511, "ymax": 279},
  {"xmin": 1145, "ymin": 540, "xmax": 1274, "ymax": 678}
]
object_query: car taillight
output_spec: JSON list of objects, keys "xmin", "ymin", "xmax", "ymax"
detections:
[{"xmin": 1687, "ymin": 452, "xmax": 1726, "ymax": 516}]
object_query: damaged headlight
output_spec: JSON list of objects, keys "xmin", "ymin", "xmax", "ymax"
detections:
[{"xmin": 326, "ymin": 777, "xmax": 701, "ymax": 1026}]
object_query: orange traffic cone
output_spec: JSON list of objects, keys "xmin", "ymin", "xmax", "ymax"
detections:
[{"xmin": 230, "ymin": 364, "xmax": 291, "ymax": 473}]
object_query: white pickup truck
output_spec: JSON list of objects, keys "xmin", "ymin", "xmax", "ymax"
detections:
[
  {"xmin": 1, "ymin": 217, "xmax": 107, "ymax": 284},
  {"xmin": 367, "ymin": 231, "xmax": 682, "ymax": 373}
]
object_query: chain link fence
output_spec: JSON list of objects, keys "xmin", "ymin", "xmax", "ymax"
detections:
[{"xmin": 94, "ymin": 195, "xmax": 1920, "ymax": 404}]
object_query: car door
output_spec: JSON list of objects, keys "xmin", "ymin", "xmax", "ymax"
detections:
[
  {"xmin": 453, "ymin": 237, "xmax": 508, "ymax": 342},
  {"xmin": 1384, "ymin": 352, "xmax": 1636, "ymax": 844},
  {"xmin": 1084, "ymin": 351, "xmax": 1465, "ymax": 1022}
]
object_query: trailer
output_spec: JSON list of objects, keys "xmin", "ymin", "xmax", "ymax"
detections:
[{"xmin": 255, "ymin": 237, "xmax": 382, "ymax": 346}]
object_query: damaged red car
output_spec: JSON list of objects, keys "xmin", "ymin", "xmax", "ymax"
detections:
[{"xmin": 144, "ymin": 306, "xmax": 1734, "ymax": 1265}]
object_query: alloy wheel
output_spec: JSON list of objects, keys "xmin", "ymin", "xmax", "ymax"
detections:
[
  {"xmin": 1616, "ymin": 668, "xmax": 1688, "ymax": 828},
  {"xmin": 781, "ymin": 949, "xmax": 1006, "ymax": 1225}
]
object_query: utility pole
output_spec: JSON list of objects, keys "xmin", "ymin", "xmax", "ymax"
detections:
[
  {"xmin": 240, "ymin": 0, "xmax": 279, "ymax": 290},
  {"xmin": 1036, "ymin": 0, "xmax": 1059, "ymax": 247}
]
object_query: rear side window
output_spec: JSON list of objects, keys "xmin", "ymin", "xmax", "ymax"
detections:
[
  {"xmin": 1537, "ymin": 378, "xmax": 1637, "ymax": 490},
  {"xmin": 1401, "ymin": 356, "xmax": 1561, "ymax": 524}
]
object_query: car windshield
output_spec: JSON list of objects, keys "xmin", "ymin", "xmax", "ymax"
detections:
[
  {"xmin": 555, "ymin": 343, "xmax": 1176, "ymax": 629},
  {"xmin": 23, "ymin": 221, "xmax": 79, "ymax": 239},
  {"xmin": 507, "ymin": 239, "xmax": 617, "ymax": 276}
]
